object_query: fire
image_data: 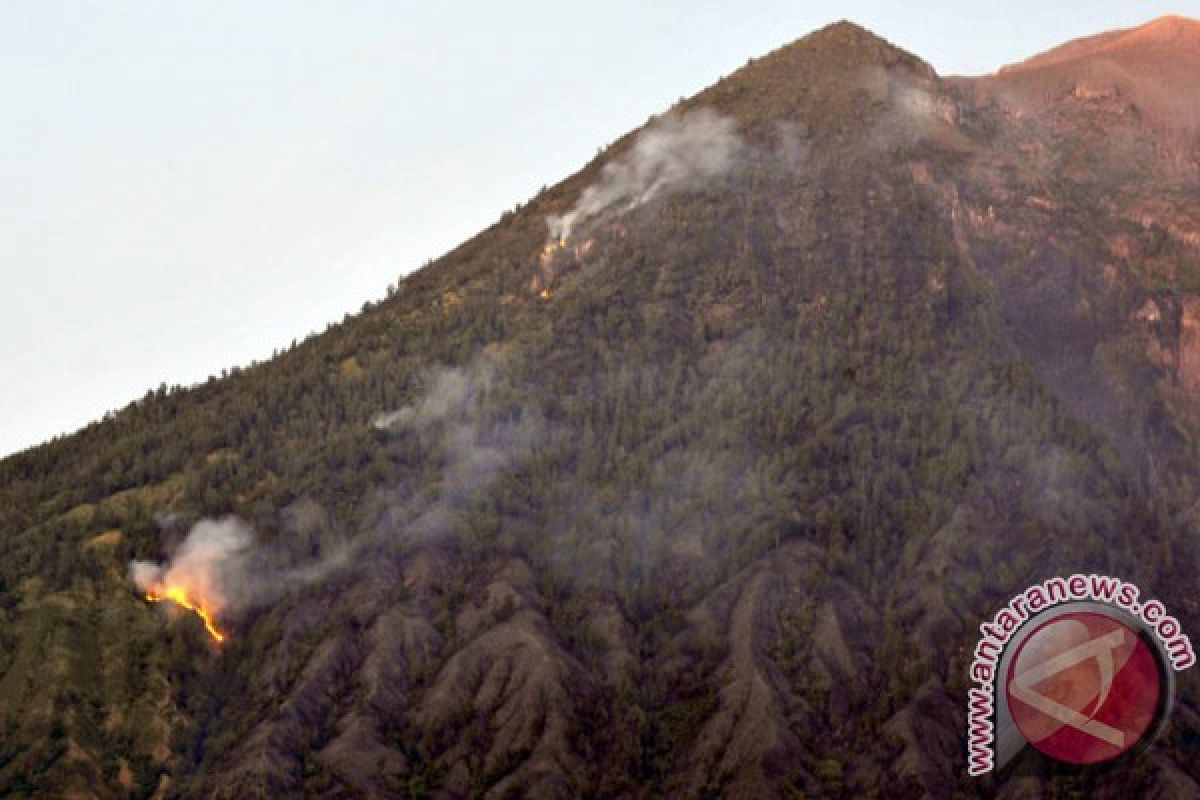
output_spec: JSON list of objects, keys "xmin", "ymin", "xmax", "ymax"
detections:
[
  {"xmin": 533, "ymin": 235, "xmax": 591, "ymax": 300},
  {"xmin": 530, "ymin": 272, "xmax": 553, "ymax": 299},
  {"xmin": 539, "ymin": 236, "xmax": 567, "ymax": 267},
  {"xmin": 145, "ymin": 585, "xmax": 226, "ymax": 643}
]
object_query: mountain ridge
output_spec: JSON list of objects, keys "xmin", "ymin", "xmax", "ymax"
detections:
[
  {"xmin": 986, "ymin": 14, "xmax": 1200, "ymax": 133},
  {"xmin": 2, "ymin": 15, "xmax": 1200, "ymax": 799},
  {"xmin": 998, "ymin": 15, "xmax": 1200, "ymax": 74}
]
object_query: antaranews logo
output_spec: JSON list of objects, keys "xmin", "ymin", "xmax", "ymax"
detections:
[{"xmin": 966, "ymin": 574, "xmax": 1195, "ymax": 776}]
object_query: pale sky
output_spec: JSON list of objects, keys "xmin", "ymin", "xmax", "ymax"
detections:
[{"xmin": 3, "ymin": 1, "xmax": 1197, "ymax": 457}]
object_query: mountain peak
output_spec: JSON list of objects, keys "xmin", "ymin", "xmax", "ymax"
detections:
[
  {"xmin": 676, "ymin": 18, "xmax": 936, "ymax": 140},
  {"xmin": 989, "ymin": 15, "xmax": 1200, "ymax": 130},
  {"xmin": 1120, "ymin": 13, "xmax": 1200, "ymax": 46},
  {"xmin": 788, "ymin": 19, "xmax": 929, "ymax": 69},
  {"xmin": 819, "ymin": 19, "xmax": 886, "ymax": 40},
  {"xmin": 11, "ymin": 12, "xmax": 1200, "ymax": 799},
  {"xmin": 731, "ymin": 18, "xmax": 932, "ymax": 75},
  {"xmin": 999, "ymin": 14, "xmax": 1200, "ymax": 74},
  {"xmin": 1139, "ymin": 13, "xmax": 1200, "ymax": 33}
]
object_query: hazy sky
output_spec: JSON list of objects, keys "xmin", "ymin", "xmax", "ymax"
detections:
[{"xmin": 3, "ymin": 1, "xmax": 1197, "ymax": 457}]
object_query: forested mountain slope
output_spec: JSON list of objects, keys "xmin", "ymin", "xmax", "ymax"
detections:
[{"xmin": 2, "ymin": 18, "xmax": 1200, "ymax": 799}]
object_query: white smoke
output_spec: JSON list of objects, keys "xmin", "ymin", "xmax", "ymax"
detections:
[
  {"xmin": 859, "ymin": 66, "xmax": 957, "ymax": 147},
  {"xmin": 547, "ymin": 108, "xmax": 743, "ymax": 243},
  {"xmin": 371, "ymin": 360, "xmax": 496, "ymax": 434},
  {"xmin": 894, "ymin": 84, "xmax": 939, "ymax": 119},
  {"xmin": 131, "ymin": 512, "xmax": 353, "ymax": 627},
  {"xmin": 401, "ymin": 361, "xmax": 496, "ymax": 426},
  {"xmin": 129, "ymin": 516, "xmax": 252, "ymax": 616},
  {"xmin": 771, "ymin": 120, "xmax": 811, "ymax": 173},
  {"xmin": 370, "ymin": 358, "xmax": 537, "ymax": 492},
  {"xmin": 130, "ymin": 354, "xmax": 540, "ymax": 635},
  {"xmin": 371, "ymin": 410, "xmax": 409, "ymax": 430}
]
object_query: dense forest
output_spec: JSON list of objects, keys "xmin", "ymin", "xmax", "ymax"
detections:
[{"xmin": 2, "ymin": 19, "xmax": 1200, "ymax": 799}]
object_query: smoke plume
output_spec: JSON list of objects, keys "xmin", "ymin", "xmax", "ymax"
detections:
[
  {"xmin": 547, "ymin": 108, "xmax": 743, "ymax": 243},
  {"xmin": 130, "ymin": 517, "xmax": 252, "ymax": 628},
  {"xmin": 133, "ymin": 354, "xmax": 539, "ymax": 637},
  {"xmin": 858, "ymin": 67, "xmax": 959, "ymax": 149},
  {"xmin": 371, "ymin": 357, "xmax": 539, "ymax": 492}
]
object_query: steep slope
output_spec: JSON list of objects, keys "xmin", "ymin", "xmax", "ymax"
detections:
[{"xmin": 2, "ymin": 18, "xmax": 1200, "ymax": 799}]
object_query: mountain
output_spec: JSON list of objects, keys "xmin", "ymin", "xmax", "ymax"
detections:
[
  {"xmin": 988, "ymin": 15, "xmax": 1200, "ymax": 132},
  {"xmin": 1001, "ymin": 14, "xmax": 1200, "ymax": 73},
  {"xmin": 2, "ymin": 16, "xmax": 1200, "ymax": 799}
]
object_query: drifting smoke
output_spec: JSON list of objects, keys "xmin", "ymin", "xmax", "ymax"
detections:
[
  {"xmin": 857, "ymin": 66, "xmax": 958, "ymax": 149},
  {"xmin": 371, "ymin": 410, "xmax": 407, "ymax": 431},
  {"xmin": 132, "ymin": 515, "xmax": 354, "ymax": 641},
  {"xmin": 130, "ymin": 517, "xmax": 251, "ymax": 642},
  {"xmin": 132, "ymin": 356, "xmax": 539, "ymax": 641},
  {"xmin": 546, "ymin": 108, "xmax": 744, "ymax": 245},
  {"xmin": 373, "ymin": 361, "xmax": 496, "ymax": 432},
  {"xmin": 371, "ymin": 358, "xmax": 539, "ymax": 492},
  {"xmin": 771, "ymin": 120, "xmax": 811, "ymax": 173}
]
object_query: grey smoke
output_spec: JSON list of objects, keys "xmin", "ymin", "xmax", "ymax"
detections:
[
  {"xmin": 132, "ymin": 355, "xmax": 539, "ymax": 624},
  {"xmin": 859, "ymin": 66, "xmax": 957, "ymax": 147},
  {"xmin": 547, "ymin": 108, "xmax": 744, "ymax": 243},
  {"xmin": 371, "ymin": 409, "xmax": 410, "ymax": 430},
  {"xmin": 129, "ymin": 514, "xmax": 349, "ymax": 617},
  {"xmin": 395, "ymin": 358, "xmax": 538, "ymax": 492},
  {"xmin": 129, "ymin": 516, "xmax": 253, "ymax": 616},
  {"xmin": 771, "ymin": 120, "xmax": 811, "ymax": 173},
  {"xmin": 375, "ymin": 358, "xmax": 538, "ymax": 492},
  {"xmin": 373, "ymin": 361, "xmax": 496, "ymax": 433}
]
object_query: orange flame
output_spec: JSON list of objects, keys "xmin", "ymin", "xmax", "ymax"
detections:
[
  {"xmin": 539, "ymin": 236, "xmax": 567, "ymax": 267},
  {"xmin": 534, "ymin": 235, "xmax": 592, "ymax": 300},
  {"xmin": 145, "ymin": 585, "xmax": 226, "ymax": 643}
]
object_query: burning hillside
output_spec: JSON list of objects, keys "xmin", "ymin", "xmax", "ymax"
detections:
[
  {"xmin": 4, "ymin": 16, "xmax": 1200, "ymax": 800},
  {"xmin": 144, "ymin": 584, "xmax": 226, "ymax": 643},
  {"xmin": 130, "ymin": 517, "xmax": 250, "ymax": 645}
]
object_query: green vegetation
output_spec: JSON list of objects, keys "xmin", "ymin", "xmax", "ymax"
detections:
[{"xmin": 1, "ymin": 19, "xmax": 1199, "ymax": 799}]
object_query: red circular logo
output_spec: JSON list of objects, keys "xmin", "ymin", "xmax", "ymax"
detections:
[{"xmin": 1005, "ymin": 611, "xmax": 1161, "ymax": 764}]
